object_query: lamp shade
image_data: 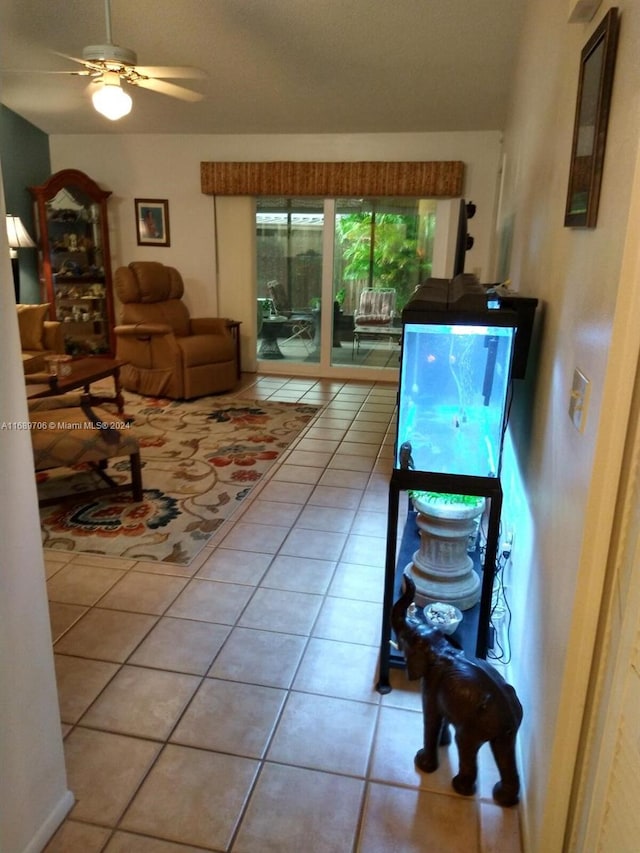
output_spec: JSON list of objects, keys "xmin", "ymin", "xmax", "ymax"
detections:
[
  {"xmin": 6, "ymin": 214, "xmax": 35, "ymax": 249},
  {"xmin": 92, "ymin": 73, "xmax": 132, "ymax": 121}
]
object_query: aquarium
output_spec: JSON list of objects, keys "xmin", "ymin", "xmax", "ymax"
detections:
[{"xmin": 396, "ymin": 321, "xmax": 515, "ymax": 477}]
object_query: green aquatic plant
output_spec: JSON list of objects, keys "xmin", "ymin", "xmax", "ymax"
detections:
[{"xmin": 408, "ymin": 490, "xmax": 484, "ymax": 507}]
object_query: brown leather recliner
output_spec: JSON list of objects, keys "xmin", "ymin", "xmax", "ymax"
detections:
[{"xmin": 114, "ymin": 261, "xmax": 237, "ymax": 399}]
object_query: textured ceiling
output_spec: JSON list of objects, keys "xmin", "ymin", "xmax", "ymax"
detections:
[{"xmin": 0, "ymin": 0, "xmax": 526, "ymax": 135}]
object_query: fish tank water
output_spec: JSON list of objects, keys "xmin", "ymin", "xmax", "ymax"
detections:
[{"xmin": 396, "ymin": 321, "xmax": 515, "ymax": 478}]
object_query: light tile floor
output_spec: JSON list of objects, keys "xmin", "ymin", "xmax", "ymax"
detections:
[{"xmin": 43, "ymin": 374, "xmax": 522, "ymax": 853}]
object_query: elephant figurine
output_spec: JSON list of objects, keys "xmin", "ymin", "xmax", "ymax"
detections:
[{"xmin": 391, "ymin": 573, "xmax": 523, "ymax": 806}]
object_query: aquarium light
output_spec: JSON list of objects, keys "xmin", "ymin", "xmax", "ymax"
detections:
[
  {"xmin": 450, "ymin": 324, "xmax": 515, "ymax": 337},
  {"xmin": 451, "ymin": 325, "xmax": 491, "ymax": 335}
]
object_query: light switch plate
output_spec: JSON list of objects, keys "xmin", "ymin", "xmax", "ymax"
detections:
[{"xmin": 569, "ymin": 368, "xmax": 591, "ymax": 432}]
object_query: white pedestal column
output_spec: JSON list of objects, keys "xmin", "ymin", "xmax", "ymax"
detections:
[{"xmin": 407, "ymin": 493, "xmax": 485, "ymax": 610}]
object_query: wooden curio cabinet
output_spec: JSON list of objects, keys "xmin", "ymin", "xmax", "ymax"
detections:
[{"xmin": 30, "ymin": 169, "xmax": 115, "ymax": 356}]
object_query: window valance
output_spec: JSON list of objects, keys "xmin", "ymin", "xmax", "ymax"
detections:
[{"xmin": 200, "ymin": 160, "xmax": 464, "ymax": 197}]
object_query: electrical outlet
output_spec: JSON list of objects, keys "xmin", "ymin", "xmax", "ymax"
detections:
[
  {"xmin": 569, "ymin": 368, "xmax": 591, "ymax": 432},
  {"xmin": 502, "ymin": 529, "xmax": 514, "ymax": 558}
]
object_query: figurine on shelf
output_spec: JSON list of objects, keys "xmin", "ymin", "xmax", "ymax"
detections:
[
  {"xmin": 391, "ymin": 572, "xmax": 523, "ymax": 806},
  {"xmin": 58, "ymin": 260, "xmax": 84, "ymax": 277},
  {"xmin": 399, "ymin": 440, "xmax": 415, "ymax": 470}
]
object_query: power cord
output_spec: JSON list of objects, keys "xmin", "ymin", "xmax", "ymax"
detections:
[
  {"xmin": 488, "ymin": 550, "xmax": 512, "ymax": 664},
  {"xmin": 469, "ymin": 509, "xmax": 514, "ymax": 664}
]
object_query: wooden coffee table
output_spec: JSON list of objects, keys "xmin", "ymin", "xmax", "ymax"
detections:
[{"xmin": 26, "ymin": 357, "xmax": 128, "ymax": 414}]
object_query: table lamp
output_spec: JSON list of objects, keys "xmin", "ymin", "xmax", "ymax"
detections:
[{"xmin": 6, "ymin": 214, "xmax": 36, "ymax": 302}]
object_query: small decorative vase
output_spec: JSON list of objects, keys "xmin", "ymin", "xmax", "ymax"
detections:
[{"xmin": 406, "ymin": 492, "xmax": 485, "ymax": 611}]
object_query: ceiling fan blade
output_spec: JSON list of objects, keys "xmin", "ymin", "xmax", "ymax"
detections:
[
  {"xmin": 1, "ymin": 68, "xmax": 91, "ymax": 75},
  {"xmin": 133, "ymin": 77, "xmax": 204, "ymax": 102},
  {"xmin": 53, "ymin": 51, "xmax": 93, "ymax": 68},
  {"xmin": 134, "ymin": 65, "xmax": 207, "ymax": 80},
  {"xmin": 51, "ymin": 52, "xmax": 103, "ymax": 76}
]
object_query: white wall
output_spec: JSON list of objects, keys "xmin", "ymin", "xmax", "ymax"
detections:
[
  {"xmin": 48, "ymin": 131, "xmax": 504, "ymax": 368},
  {"xmin": 498, "ymin": 0, "xmax": 640, "ymax": 849},
  {"xmin": 566, "ymin": 137, "xmax": 640, "ymax": 851},
  {"xmin": 0, "ymin": 167, "xmax": 73, "ymax": 852}
]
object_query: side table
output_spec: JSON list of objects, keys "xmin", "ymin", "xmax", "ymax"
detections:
[{"xmin": 226, "ymin": 320, "xmax": 242, "ymax": 378}]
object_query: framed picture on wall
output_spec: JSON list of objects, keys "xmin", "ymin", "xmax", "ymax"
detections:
[
  {"xmin": 564, "ymin": 7, "xmax": 619, "ymax": 228},
  {"xmin": 135, "ymin": 198, "xmax": 171, "ymax": 246}
]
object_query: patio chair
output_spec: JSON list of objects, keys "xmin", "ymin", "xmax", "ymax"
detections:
[
  {"xmin": 266, "ymin": 280, "xmax": 315, "ymax": 351},
  {"xmin": 353, "ymin": 288, "xmax": 397, "ymax": 328},
  {"xmin": 266, "ymin": 281, "xmax": 292, "ymax": 317}
]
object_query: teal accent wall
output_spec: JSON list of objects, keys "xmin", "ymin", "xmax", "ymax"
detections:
[{"xmin": 0, "ymin": 106, "xmax": 51, "ymax": 303}]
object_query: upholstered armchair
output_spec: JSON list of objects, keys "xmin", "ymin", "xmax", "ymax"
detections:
[
  {"xmin": 17, "ymin": 303, "xmax": 65, "ymax": 374},
  {"xmin": 114, "ymin": 262, "xmax": 237, "ymax": 399}
]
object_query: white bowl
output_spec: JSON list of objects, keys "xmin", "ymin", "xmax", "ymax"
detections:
[{"xmin": 423, "ymin": 602, "xmax": 463, "ymax": 635}]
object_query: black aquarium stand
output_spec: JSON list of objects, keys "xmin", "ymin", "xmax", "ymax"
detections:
[{"xmin": 376, "ymin": 469, "xmax": 503, "ymax": 694}]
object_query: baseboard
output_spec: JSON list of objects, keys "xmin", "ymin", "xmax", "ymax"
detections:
[
  {"xmin": 502, "ymin": 657, "xmax": 531, "ymax": 852},
  {"xmin": 20, "ymin": 789, "xmax": 74, "ymax": 853}
]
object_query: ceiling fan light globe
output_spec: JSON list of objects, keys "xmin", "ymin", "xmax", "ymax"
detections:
[{"xmin": 92, "ymin": 81, "xmax": 132, "ymax": 120}]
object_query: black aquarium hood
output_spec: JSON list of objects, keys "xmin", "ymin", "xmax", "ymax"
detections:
[{"xmin": 402, "ymin": 276, "xmax": 538, "ymax": 380}]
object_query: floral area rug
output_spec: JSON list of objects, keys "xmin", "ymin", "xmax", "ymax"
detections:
[{"xmin": 38, "ymin": 393, "xmax": 319, "ymax": 565}]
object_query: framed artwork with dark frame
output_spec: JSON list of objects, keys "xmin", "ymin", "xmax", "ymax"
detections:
[
  {"xmin": 564, "ymin": 7, "xmax": 619, "ymax": 228},
  {"xmin": 135, "ymin": 198, "xmax": 171, "ymax": 246}
]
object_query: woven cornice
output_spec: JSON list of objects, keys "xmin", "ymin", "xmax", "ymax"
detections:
[{"xmin": 200, "ymin": 161, "xmax": 464, "ymax": 197}]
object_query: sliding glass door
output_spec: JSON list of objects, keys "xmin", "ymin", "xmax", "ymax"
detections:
[
  {"xmin": 332, "ymin": 197, "xmax": 436, "ymax": 369},
  {"xmin": 256, "ymin": 196, "xmax": 437, "ymax": 378},
  {"xmin": 256, "ymin": 198, "xmax": 324, "ymax": 366}
]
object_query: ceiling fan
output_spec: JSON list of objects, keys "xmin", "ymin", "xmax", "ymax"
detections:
[{"xmin": 37, "ymin": 0, "xmax": 206, "ymax": 119}]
